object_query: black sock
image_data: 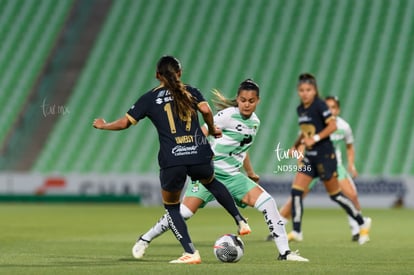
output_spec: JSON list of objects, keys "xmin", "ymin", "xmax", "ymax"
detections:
[
  {"xmin": 164, "ymin": 203, "xmax": 195, "ymax": 254},
  {"xmin": 291, "ymin": 188, "xmax": 304, "ymax": 232},
  {"xmin": 330, "ymin": 192, "xmax": 364, "ymax": 225},
  {"xmin": 202, "ymin": 178, "xmax": 245, "ymax": 224}
]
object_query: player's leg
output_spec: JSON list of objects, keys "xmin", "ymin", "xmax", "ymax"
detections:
[
  {"xmin": 323, "ymin": 176, "xmax": 371, "ymax": 245},
  {"xmin": 214, "ymin": 172, "xmax": 306, "ymax": 262},
  {"xmin": 278, "ymin": 197, "xmax": 292, "ymax": 223},
  {"xmin": 242, "ymin": 185, "xmax": 306, "ymax": 261},
  {"xmin": 268, "ymin": 181, "xmax": 313, "ymax": 241},
  {"xmin": 158, "ymin": 166, "xmax": 201, "ymax": 263},
  {"xmin": 338, "ymin": 173, "xmax": 360, "ymax": 209},
  {"xmin": 279, "ymin": 180, "xmax": 314, "ymax": 221},
  {"xmin": 338, "ymin": 167, "xmax": 361, "ymax": 240},
  {"xmin": 243, "ymin": 184, "xmax": 289, "ymax": 252},
  {"xmin": 141, "ymin": 183, "xmax": 210, "ymax": 241},
  {"xmin": 322, "ymin": 160, "xmax": 362, "ymax": 224},
  {"xmin": 190, "ymin": 163, "xmax": 251, "ymax": 235},
  {"xmin": 133, "ymin": 182, "xmax": 211, "ymax": 259},
  {"xmin": 339, "ymin": 171, "xmax": 371, "ymax": 241},
  {"xmin": 324, "ymin": 176, "xmax": 363, "ymax": 223},
  {"xmin": 289, "ymin": 172, "xmax": 314, "ymax": 241}
]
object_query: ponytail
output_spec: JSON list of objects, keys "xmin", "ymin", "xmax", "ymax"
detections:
[
  {"xmin": 211, "ymin": 89, "xmax": 237, "ymax": 111},
  {"xmin": 156, "ymin": 56, "xmax": 196, "ymax": 120}
]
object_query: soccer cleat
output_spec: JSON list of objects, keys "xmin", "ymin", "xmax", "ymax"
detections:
[
  {"xmin": 237, "ymin": 220, "xmax": 251, "ymax": 236},
  {"xmin": 287, "ymin": 231, "xmax": 303, "ymax": 242},
  {"xmin": 169, "ymin": 250, "xmax": 201, "ymax": 264},
  {"xmin": 278, "ymin": 250, "xmax": 309, "ymax": 262},
  {"xmin": 132, "ymin": 237, "xmax": 150, "ymax": 259},
  {"xmin": 359, "ymin": 217, "xmax": 372, "ymax": 245}
]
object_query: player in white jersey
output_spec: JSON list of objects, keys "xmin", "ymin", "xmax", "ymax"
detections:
[
  {"xmin": 276, "ymin": 96, "xmax": 370, "ymax": 242},
  {"xmin": 132, "ymin": 79, "xmax": 308, "ymax": 262}
]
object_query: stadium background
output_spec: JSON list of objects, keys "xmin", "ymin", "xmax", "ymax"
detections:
[{"xmin": 0, "ymin": 0, "xmax": 413, "ymax": 207}]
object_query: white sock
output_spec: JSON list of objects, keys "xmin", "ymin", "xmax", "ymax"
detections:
[
  {"xmin": 180, "ymin": 203, "xmax": 194, "ymax": 219},
  {"xmin": 141, "ymin": 204, "xmax": 194, "ymax": 242},
  {"xmin": 141, "ymin": 214, "xmax": 169, "ymax": 242},
  {"xmin": 255, "ymin": 191, "xmax": 290, "ymax": 255},
  {"xmin": 348, "ymin": 215, "xmax": 360, "ymax": 236}
]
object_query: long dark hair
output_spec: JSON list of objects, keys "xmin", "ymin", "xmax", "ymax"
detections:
[
  {"xmin": 212, "ymin": 79, "xmax": 260, "ymax": 111},
  {"xmin": 297, "ymin": 73, "xmax": 319, "ymax": 97},
  {"xmin": 156, "ymin": 55, "xmax": 196, "ymax": 119}
]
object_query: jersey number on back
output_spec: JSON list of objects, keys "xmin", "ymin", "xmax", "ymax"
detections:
[{"xmin": 164, "ymin": 103, "xmax": 191, "ymax": 134}]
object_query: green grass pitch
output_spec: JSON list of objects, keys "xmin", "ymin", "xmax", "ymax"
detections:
[{"xmin": 0, "ymin": 203, "xmax": 413, "ymax": 274}]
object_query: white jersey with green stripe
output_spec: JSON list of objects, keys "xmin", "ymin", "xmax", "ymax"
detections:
[
  {"xmin": 330, "ymin": 116, "xmax": 354, "ymax": 165},
  {"xmin": 208, "ymin": 107, "xmax": 260, "ymax": 175}
]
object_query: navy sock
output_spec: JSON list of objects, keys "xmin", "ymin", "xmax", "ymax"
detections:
[
  {"xmin": 164, "ymin": 203, "xmax": 195, "ymax": 254},
  {"xmin": 330, "ymin": 192, "xmax": 364, "ymax": 225},
  {"xmin": 202, "ymin": 178, "xmax": 244, "ymax": 224},
  {"xmin": 291, "ymin": 188, "xmax": 304, "ymax": 232}
]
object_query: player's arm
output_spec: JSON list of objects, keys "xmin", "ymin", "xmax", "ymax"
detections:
[
  {"xmin": 292, "ymin": 133, "xmax": 305, "ymax": 150},
  {"xmin": 346, "ymin": 143, "xmax": 358, "ymax": 178},
  {"xmin": 93, "ymin": 115, "xmax": 132, "ymax": 130},
  {"xmin": 317, "ymin": 117, "xmax": 337, "ymax": 139},
  {"xmin": 243, "ymin": 153, "xmax": 259, "ymax": 183},
  {"xmin": 198, "ymin": 101, "xmax": 222, "ymax": 138},
  {"xmin": 200, "ymin": 125, "xmax": 209, "ymax": 136}
]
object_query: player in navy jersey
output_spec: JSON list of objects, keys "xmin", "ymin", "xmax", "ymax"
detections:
[
  {"xmin": 93, "ymin": 55, "xmax": 251, "ymax": 263},
  {"xmin": 269, "ymin": 95, "xmax": 370, "ymax": 242},
  {"xmin": 287, "ymin": 73, "xmax": 371, "ymax": 245}
]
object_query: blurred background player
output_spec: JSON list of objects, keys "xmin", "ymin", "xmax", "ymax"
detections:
[
  {"xmin": 92, "ymin": 55, "xmax": 251, "ymax": 264},
  {"xmin": 287, "ymin": 73, "xmax": 371, "ymax": 245},
  {"xmin": 132, "ymin": 79, "xmax": 309, "ymax": 262},
  {"xmin": 273, "ymin": 95, "xmax": 370, "ymax": 242}
]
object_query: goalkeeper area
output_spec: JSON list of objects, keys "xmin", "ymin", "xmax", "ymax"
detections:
[{"xmin": 1, "ymin": 204, "xmax": 412, "ymax": 274}]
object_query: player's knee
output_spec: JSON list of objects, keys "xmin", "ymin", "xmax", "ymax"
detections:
[
  {"xmin": 180, "ymin": 203, "xmax": 194, "ymax": 220},
  {"xmin": 253, "ymin": 191, "xmax": 274, "ymax": 209}
]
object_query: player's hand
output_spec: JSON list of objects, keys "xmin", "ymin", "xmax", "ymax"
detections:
[
  {"xmin": 302, "ymin": 137, "xmax": 315, "ymax": 147},
  {"xmin": 93, "ymin": 118, "xmax": 106, "ymax": 129},
  {"xmin": 209, "ymin": 126, "xmax": 222, "ymax": 138},
  {"xmin": 248, "ymin": 173, "xmax": 260, "ymax": 183}
]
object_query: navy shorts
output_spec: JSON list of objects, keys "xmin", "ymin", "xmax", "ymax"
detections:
[
  {"xmin": 160, "ymin": 161, "xmax": 214, "ymax": 192},
  {"xmin": 299, "ymin": 151, "xmax": 338, "ymax": 181}
]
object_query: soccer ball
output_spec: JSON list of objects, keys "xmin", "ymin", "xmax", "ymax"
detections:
[{"xmin": 213, "ymin": 234, "xmax": 244, "ymax": 263}]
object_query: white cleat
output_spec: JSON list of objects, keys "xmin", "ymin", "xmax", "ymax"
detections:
[
  {"xmin": 238, "ymin": 220, "xmax": 252, "ymax": 236},
  {"xmin": 359, "ymin": 217, "xmax": 372, "ymax": 245},
  {"xmin": 278, "ymin": 250, "xmax": 309, "ymax": 262},
  {"xmin": 132, "ymin": 237, "xmax": 150, "ymax": 259},
  {"xmin": 169, "ymin": 250, "xmax": 201, "ymax": 264},
  {"xmin": 287, "ymin": 231, "xmax": 303, "ymax": 242}
]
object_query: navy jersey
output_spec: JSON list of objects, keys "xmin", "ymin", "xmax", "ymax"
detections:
[
  {"xmin": 297, "ymin": 97, "xmax": 335, "ymax": 155},
  {"xmin": 126, "ymin": 85, "xmax": 214, "ymax": 168}
]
